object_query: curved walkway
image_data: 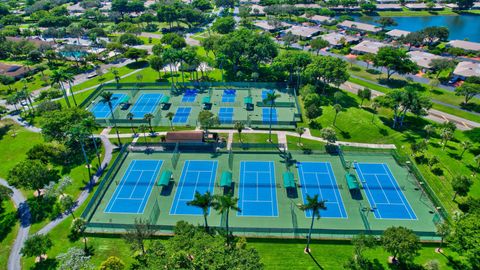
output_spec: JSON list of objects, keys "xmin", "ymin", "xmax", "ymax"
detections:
[{"xmin": 0, "ymin": 179, "xmax": 30, "ymax": 270}]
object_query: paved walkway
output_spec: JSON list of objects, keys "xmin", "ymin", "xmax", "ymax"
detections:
[
  {"xmin": 0, "ymin": 179, "xmax": 30, "ymax": 270},
  {"xmin": 341, "ymin": 81, "xmax": 480, "ymax": 131}
]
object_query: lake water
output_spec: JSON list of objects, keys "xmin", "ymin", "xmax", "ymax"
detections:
[{"xmin": 355, "ymin": 15, "xmax": 480, "ymax": 42}]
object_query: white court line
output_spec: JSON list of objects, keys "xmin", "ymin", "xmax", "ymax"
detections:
[
  {"xmin": 136, "ymin": 161, "xmax": 162, "ymax": 214},
  {"xmin": 382, "ymin": 163, "xmax": 417, "ymax": 220},
  {"xmin": 355, "ymin": 163, "xmax": 383, "ymax": 219},
  {"xmin": 106, "ymin": 160, "xmax": 137, "ymax": 212},
  {"xmin": 325, "ymin": 162, "xmax": 347, "ymax": 218}
]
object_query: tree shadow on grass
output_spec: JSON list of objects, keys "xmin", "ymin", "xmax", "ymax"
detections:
[
  {"xmin": 307, "ymin": 251, "xmax": 324, "ymax": 270},
  {"xmin": 0, "ymin": 122, "xmax": 12, "ymax": 140},
  {"xmin": 31, "ymin": 258, "xmax": 57, "ymax": 270},
  {"xmin": 378, "ymin": 78, "xmax": 408, "ymax": 89},
  {"xmin": 126, "ymin": 60, "xmax": 148, "ymax": 69}
]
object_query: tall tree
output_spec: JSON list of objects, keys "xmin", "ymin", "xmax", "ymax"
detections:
[
  {"xmin": 298, "ymin": 194, "xmax": 327, "ymax": 253},
  {"xmin": 81, "ymin": 117, "xmax": 101, "ymax": 166},
  {"xmin": 357, "ymin": 88, "xmax": 372, "ymax": 107},
  {"xmin": 373, "ymin": 47, "xmax": 418, "ymax": 80},
  {"xmin": 143, "ymin": 113, "xmax": 154, "ymax": 133},
  {"xmin": 21, "ymin": 234, "xmax": 53, "ymax": 263},
  {"xmin": 263, "ymin": 91, "xmax": 281, "ymax": 142},
  {"xmin": 333, "ymin": 103, "xmax": 342, "ymax": 126},
  {"xmin": 310, "ymin": 37, "xmax": 329, "ymax": 56},
  {"xmin": 381, "ymin": 226, "xmax": 421, "ymax": 265},
  {"xmin": 51, "ymin": 70, "xmax": 71, "ymax": 108},
  {"xmin": 234, "ymin": 121, "xmax": 245, "ymax": 143},
  {"xmin": 126, "ymin": 112, "xmax": 136, "ymax": 135},
  {"xmin": 213, "ymin": 193, "xmax": 240, "ymax": 243},
  {"xmin": 187, "ymin": 191, "xmax": 215, "ymax": 231},
  {"xmin": 99, "ymin": 92, "xmax": 122, "ymax": 146},
  {"xmin": 149, "ymin": 55, "xmax": 164, "ymax": 80},
  {"xmin": 8, "ymin": 159, "xmax": 58, "ymax": 195},
  {"xmin": 451, "ymin": 175, "xmax": 473, "ymax": 201},
  {"xmin": 455, "ymin": 82, "xmax": 480, "ymax": 104},
  {"xmin": 304, "ymin": 55, "xmax": 349, "ymax": 91},
  {"xmin": 198, "ymin": 110, "xmax": 219, "ymax": 134},
  {"xmin": 166, "ymin": 112, "xmax": 175, "ymax": 131}
]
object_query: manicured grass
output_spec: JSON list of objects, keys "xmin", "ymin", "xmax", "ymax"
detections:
[
  {"xmin": 0, "ymin": 199, "xmax": 20, "ymax": 270},
  {"xmin": 0, "ymin": 69, "xmax": 52, "ymax": 96},
  {"xmin": 232, "ymin": 133, "xmax": 278, "ymax": 144},
  {"xmin": 0, "ymin": 119, "xmax": 43, "ymax": 178},
  {"xmin": 286, "ymin": 135, "xmax": 326, "ymax": 151},
  {"xmin": 109, "ymin": 126, "xmax": 195, "ymax": 134},
  {"xmin": 377, "ymin": 7, "xmax": 458, "ymax": 17},
  {"xmin": 251, "ymin": 239, "xmax": 453, "ymax": 270},
  {"xmin": 348, "ymin": 76, "xmax": 480, "ymax": 123}
]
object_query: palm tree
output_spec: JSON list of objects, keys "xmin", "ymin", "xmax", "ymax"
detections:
[
  {"xmin": 371, "ymin": 101, "xmax": 379, "ymax": 123},
  {"xmin": 423, "ymin": 124, "xmax": 436, "ymax": 140},
  {"xmin": 474, "ymin": 155, "xmax": 480, "ymax": 176},
  {"xmin": 263, "ymin": 91, "xmax": 281, "ymax": 142},
  {"xmin": 81, "ymin": 117, "xmax": 102, "ymax": 167},
  {"xmin": 166, "ymin": 112, "xmax": 175, "ymax": 130},
  {"xmin": 143, "ymin": 113, "xmax": 154, "ymax": 133},
  {"xmin": 69, "ymin": 125, "xmax": 92, "ymax": 182},
  {"xmin": 50, "ymin": 70, "xmax": 71, "ymax": 108},
  {"xmin": 460, "ymin": 140, "xmax": 472, "ymax": 158},
  {"xmin": 99, "ymin": 91, "xmax": 122, "ymax": 146},
  {"xmin": 441, "ymin": 128, "xmax": 453, "ymax": 150},
  {"xmin": 234, "ymin": 121, "xmax": 244, "ymax": 143},
  {"xmin": 296, "ymin": 127, "xmax": 305, "ymax": 146},
  {"xmin": 111, "ymin": 68, "xmax": 120, "ymax": 88},
  {"xmin": 213, "ymin": 193, "xmax": 240, "ymax": 243},
  {"xmin": 187, "ymin": 191, "xmax": 215, "ymax": 231},
  {"xmin": 333, "ymin": 104, "xmax": 342, "ymax": 126},
  {"xmin": 138, "ymin": 124, "xmax": 149, "ymax": 145},
  {"xmin": 64, "ymin": 72, "xmax": 78, "ymax": 107},
  {"xmin": 298, "ymin": 194, "xmax": 327, "ymax": 253},
  {"xmin": 127, "ymin": 112, "xmax": 136, "ymax": 136}
]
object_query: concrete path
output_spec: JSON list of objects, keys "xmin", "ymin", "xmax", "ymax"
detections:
[
  {"xmin": 0, "ymin": 179, "xmax": 30, "ymax": 270},
  {"xmin": 37, "ymin": 135, "xmax": 115, "ymax": 236},
  {"xmin": 3, "ymin": 115, "xmax": 42, "ymax": 133},
  {"xmin": 340, "ymin": 81, "xmax": 480, "ymax": 131},
  {"xmin": 227, "ymin": 131, "xmax": 234, "ymax": 150}
]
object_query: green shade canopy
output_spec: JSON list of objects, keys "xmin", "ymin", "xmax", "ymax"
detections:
[
  {"xmin": 345, "ymin": 173, "xmax": 359, "ymax": 190},
  {"xmin": 119, "ymin": 96, "xmax": 131, "ymax": 103},
  {"xmin": 220, "ymin": 171, "xmax": 232, "ymax": 187},
  {"xmin": 160, "ymin": 96, "xmax": 170, "ymax": 103},
  {"xmin": 283, "ymin": 171, "xmax": 295, "ymax": 188},
  {"xmin": 244, "ymin": 96, "xmax": 253, "ymax": 104},
  {"xmin": 158, "ymin": 170, "xmax": 172, "ymax": 186},
  {"xmin": 202, "ymin": 96, "xmax": 211, "ymax": 104}
]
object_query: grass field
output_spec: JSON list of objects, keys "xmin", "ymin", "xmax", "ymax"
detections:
[
  {"xmin": 0, "ymin": 119, "xmax": 43, "ymax": 178},
  {"xmin": 233, "ymin": 133, "xmax": 279, "ymax": 144},
  {"xmin": 0, "ymin": 199, "xmax": 19, "ymax": 270},
  {"xmin": 286, "ymin": 135, "xmax": 325, "ymax": 151}
]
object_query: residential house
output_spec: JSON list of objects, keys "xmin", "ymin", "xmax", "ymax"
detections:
[
  {"xmin": 0, "ymin": 63, "xmax": 31, "ymax": 79},
  {"xmin": 376, "ymin": 4, "xmax": 403, "ymax": 11},
  {"xmin": 250, "ymin": 4, "xmax": 266, "ymax": 15},
  {"xmin": 338, "ymin": 20, "xmax": 382, "ymax": 34},
  {"xmin": 453, "ymin": 61, "xmax": 480, "ymax": 79},
  {"xmin": 320, "ymin": 33, "xmax": 360, "ymax": 48},
  {"xmin": 283, "ymin": 26, "xmax": 323, "ymax": 40},
  {"xmin": 407, "ymin": 51, "xmax": 446, "ymax": 71},
  {"xmin": 253, "ymin": 20, "xmax": 289, "ymax": 32},
  {"xmin": 351, "ymin": 40, "xmax": 390, "ymax": 54},
  {"xmin": 447, "ymin": 40, "xmax": 480, "ymax": 52},
  {"xmin": 301, "ymin": 14, "xmax": 336, "ymax": 25},
  {"xmin": 405, "ymin": 3, "xmax": 444, "ymax": 10},
  {"xmin": 385, "ymin": 29, "xmax": 411, "ymax": 39}
]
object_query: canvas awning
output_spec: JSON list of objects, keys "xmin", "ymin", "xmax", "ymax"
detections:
[
  {"xmin": 345, "ymin": 173, "xmax": 359, "ymax": 190},
  {"xmin": 119, "ymin": 96, "xmax": 130, "ymax": 103},
  {"xmin": 158, "ymin": 170, "xmax": 172, "ymax": 186},
  {"xmin": 283, "ymin": 172, "xmax": 295, "ymax": 188},
  {"xmin": 202, "ymin": 96, "xmax": 211, "ymax": 104},
  {"xmin": 220, "ymin": 171, "xmax": 232, "ymax": 187},
  {"xmin": 244, "ymin": 96, "xmax": 253, "ymax": 104},
  {"xmin": 160, "ymin": 96, "xmax": 170, "ymax": 103}
]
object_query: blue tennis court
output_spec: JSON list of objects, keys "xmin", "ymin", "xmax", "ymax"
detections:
[
  {"xmin": 170, "ymin": 160, "xmax": 218, "ymax": 215},
  {"xmin": 130, "ymin": 93, "xmax": 163, "ymax": 118},
  {"xmin": 219, "ymin": 108, "xmax": 234, "ymax": 124},
  {"xmin": 238, "ymin": 161, "xmax": 278, "ymax": 217},
  {"xmin": 262, "ymin": 108, "xmax": 277, "ymax": 124},
  {"xmin": 355, "ymin": 163, "xmax": 417, "ymax": 220},
  {"xmin": 172, "ymin": 107, "xmax": 192, "ymax": 124},
  {"xmin": 222, "ymin": 89, "xmax": 236, "ymax": 102},
  {"xmin": 90, "ymin": 93, "xmax": 126, "ymax": 118},
  {"xmin": 297, "ymin": 162, "xmax": 347, "ymax": 218},
  {"xmin": 182, "ymin": 89, "xmax": 197, "ymax": 102},
  {"xmin": 104, "ymin": 160, "xmax": 163, "ymax": 214}
]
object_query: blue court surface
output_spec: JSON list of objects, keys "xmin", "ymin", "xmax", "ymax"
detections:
[
  {"xmin": 104, "ymin": 160, "xmax": 163, "ymax": 214},
  {"xmin": 219, "ymin": 108, "xmax": 234, "ymax": 124},
  {"xmin": 297, "ymin": 162, "xmax": 348, "ymax": 218},
  {"xmin": 172, "ymin": 107, "xmax": 192, "ymax": 123},
  {"xmin": 238, "ymin": 161, "xmax": 278, "ymax": 217},
  {"xmin": 170, "ymin": 160, "xmax": 218, "ymax": 215},
  {"xmin": 355, "ymin": 163, "xmax": 417, "ymax": 220},
  {"xmin": 262, "ymin": 108, "xmax": 278, "ymax": 124},
  {"xmin": 90, "ymin": 93, "xmax": 126, "ymax": 118},
  {"xmin": 222, "ymin": 89, "xmax": 236, "ymax": 102},
  {"xmin": 182, "ymin": 89, "xmax": 197, "ymax": 102},
  {"xmin": 261, "ymin": 89, "xmax": 275, "ymax": 100},
  {"xmin": 130, "ymin": 93, "xmax": 163, "ymax": 118}
]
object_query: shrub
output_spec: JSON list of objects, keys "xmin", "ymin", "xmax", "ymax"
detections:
[{"xmin": 36, "ymin": 100, "xmax": 62, "ymax": 115}]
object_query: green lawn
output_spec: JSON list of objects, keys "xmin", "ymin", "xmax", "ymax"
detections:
[
  {"xmin": 0, "ymin": 119, "xmax": 43, "ymax": 178},
  {"xmin": 0, "ymin": 199, "xmax": 20, "ymax": 270},
  {"xmin": 232, "ymin": 133, "xmax": 278, "ymax": 144},
  {"xmin": 377, "ymin": 7, "xmax": 458, "ymax": 17},
  {"xmin": 286, "ymin": 135, "xmax": 325, "ymax": 151}
]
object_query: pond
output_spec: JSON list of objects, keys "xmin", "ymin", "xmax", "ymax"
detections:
[{"xmin": 355, "ymin": 14, "xmax": 480, "ymax": 42}]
